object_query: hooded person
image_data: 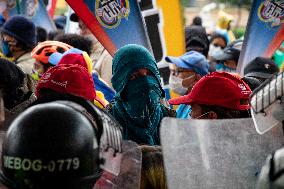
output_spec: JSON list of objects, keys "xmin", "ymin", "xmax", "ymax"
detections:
[
  {"xmin": 184, "ymin": 25, "xmax": 209, "ymax": 57},
  {"xmin": 169, "ymin": 72, "xmax": 251, "ymax": 119},
  {"xmin": 0, "ymin": 58, "xmax": 36, "ymax": 127},
  {"xmin": 166, "ymin": 51, "xmax": 209, "ymax": 118},
  {"xmin": 108, "ymin": 44, "xmax": 174, "ymax": 145}
]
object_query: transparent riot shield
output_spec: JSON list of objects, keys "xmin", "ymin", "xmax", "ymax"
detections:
[
  {"xmin": 161, "ymin": 117, "xmax": 284, "ymax": 189},
  {"xmin": 94, "ymin": 141, "xmax": 142, "ymax": 189},
  {"xmin": 250, "ymin": 72, "xmax": 284, "ymax": 134}
]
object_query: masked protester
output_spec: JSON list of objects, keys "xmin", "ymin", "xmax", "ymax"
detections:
[
  {"xmin": 1, "ymin": 15, "xmax": 36, "ymax": 75},
  {"xmin": 167, "ymin": 26, "xmax": 209, "ymax": 109},
  {"xmin": 212, "ymin": 40, "xmax": 243, "ymax": 73},
  {"xmin": 0, "ymin": 100, "xmax": 122, "ymax": 189},
  {"xmin": 208, "ymin": 32, "xmax": 227, "ymax": 70},
  {"xmin": 108, "ymin": 44, "xmax": 174, "ymax": 145},
  {"xmin": 31, "ymin": 41, "xmax": 72, "ymax": 81},
  {"xmin": 169, "ymin": 72, "xmax": 251, "ymax": 119},
  {"xmin": 166, "ymin": 51, "xmax": 209, "ymax": 118}
]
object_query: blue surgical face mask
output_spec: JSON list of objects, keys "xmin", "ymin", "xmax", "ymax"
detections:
[
  {"xmin": 1, "ymin": 41, "xmax": 12, "ymax": 57},
  {"xmin": 215, "ymin": 63, "xmax": 236, "ymax": 73}
]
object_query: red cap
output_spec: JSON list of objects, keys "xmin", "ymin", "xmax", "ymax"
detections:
[
  {"xmin": 169, "ymin": 72, "xmax": 251, "ymax": 110},
  {"xmin": 36, "ymin": 64, "xmax": 97, "ymax": 101}
]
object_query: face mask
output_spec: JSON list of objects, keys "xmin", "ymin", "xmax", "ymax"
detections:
[
  {"xmin": 122, "ymin": 76, "xmax": 163, "ymax": 125},
  {"xmin": 1, "ymin": 41, "xmax": 12, "ymax": 57},
  {"xmin": 216, "ymin": 63, "xmax": 236, "ymax": 73},
  {"xmin": 169, "ymin": 75, "xmax": 188, "ymax": 95},
  {"xmin": 209, "ymin": 44, "xmax": 222, "ymax": 57}
]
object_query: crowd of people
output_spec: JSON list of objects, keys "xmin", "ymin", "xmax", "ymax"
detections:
[{"xmin": 0, "ymin": 10, "xmax": 283, "ymax": 189}]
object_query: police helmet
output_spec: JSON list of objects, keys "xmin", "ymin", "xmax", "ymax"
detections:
[{"xmin": 0, "ymin": 101, "xmax": 101, "ymax": 189}]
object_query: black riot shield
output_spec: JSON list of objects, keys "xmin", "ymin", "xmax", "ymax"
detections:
[{"xmin": 161, "ymin": 117, "xmax": 284, "ymax": 189}]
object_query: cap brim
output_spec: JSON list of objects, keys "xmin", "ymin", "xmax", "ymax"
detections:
[
  {"xmin": 48, "ymin": 52, "xmax": 63, "ymax": 66},
  {"xmin": 244, "ymin": 72, "xmax": 273, "ymax": 79},
  {"xmin": 168, "ymin": 94, "xmax": 193, "ymax": 105},
  {"xmin": 212, "ymin": 52, "xmax": 233, "ymax": 61},
  {"xmin": 70, "ymin": 13, "xmax": 79, "ymax": 22},
  {"xmin": 165, "ymin": 56, "xmax": 188, "ymax": 69}
]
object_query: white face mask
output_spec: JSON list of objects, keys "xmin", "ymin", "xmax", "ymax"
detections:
[
  {"xmin": 209, "ymin": 44, "xmax": 222, "ymax": 57},
  {"xmin": 169, "ymin": 75, "xmax": 188, "ymax": 95}
]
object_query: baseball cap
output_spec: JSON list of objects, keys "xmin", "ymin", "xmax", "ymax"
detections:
[
  {"xmin": 165, "ymin": 51, "xmax": 209, "ymax": 76},
  {"xmin": 244, "ymin": 57, "xmax": 279, "ymax": 80},
  {"xmin": 36, "ymin": 64, "xmax": 103, "ymax": 105},
  {"xmin": 212, "ymin": 40, "xmax": 243, "ymax": 62},
  {"xmin": 168, "ymin": 72, "xmax": 251, "ymax": 110}
]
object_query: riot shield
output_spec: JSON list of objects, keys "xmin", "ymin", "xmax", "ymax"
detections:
[
  {"xmin": 161, "ymin": 117, "xmax": 284, "ymax": 189},
  {"xmin": 250, "ymin": 72, "xmax": 284, "ymax": 134},
  {"xmin": 94, "ymin": 141, "xmax": 142, "ymax": 189}
]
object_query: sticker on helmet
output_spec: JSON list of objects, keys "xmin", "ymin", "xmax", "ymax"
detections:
[{"xmin": 3, "ymin": 156, "xmax": 80, "ymax": 172}]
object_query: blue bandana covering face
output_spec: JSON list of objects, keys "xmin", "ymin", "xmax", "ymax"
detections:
[
  {"xmin": 1, "ymin": 41, "xmax": 12, "ymax": 57},
  {"xmin": 111, "ymin": 44, "xmax": 168, "ymax": 145},
  {"xmin": 122, "ymin": 76, "xmax": 163, "ymax": 124}
]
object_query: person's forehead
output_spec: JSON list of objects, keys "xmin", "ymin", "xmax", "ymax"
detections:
[{"xmin": 212, "ymin": 38, "xmax": 226, "ymax": 45}]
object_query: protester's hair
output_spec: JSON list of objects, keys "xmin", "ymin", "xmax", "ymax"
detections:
[
  {"xmin": 42, "ymin": 63, "xmax": 53, "ymax": 73},
  {"xmin": 36, "ymin": 26, "xmax": 47, "ymax": 43},
  {"xmin": 192, "ymin": 16, "xmax": 202, "ymax": 26},
  {"xmin": 140, "ymin": 145, "xmax": 167, "ymax": 189},
  {"xmin": 200, "ymin": 104, "xmax": 251, "ymax": 119},
  {"xmin": 47, "ymin": 30, "xmax": 63, "ymax": 40},
  {"xmin": 209, "ymin": 32, "xmax": 227, "ymax": 46},
  {"xmin": 55, "ymin": 33, "xmax": 93, "ymax": 55}
]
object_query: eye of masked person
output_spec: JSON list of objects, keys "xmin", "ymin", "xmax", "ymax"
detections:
[
  {"xmin": 1, "ymin": 33, "xmax": 17, "ymax": 46},
  {"xmin": 212, "ymin": 43, "xmax": 225, "ymax": 49},
  {"xmin": 170, "ymin": 68, "xmax": 195, "ymax": 78},
  {"xmin": 129, "ymin": 68, "xmax": 153, "ymax": 80}
]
